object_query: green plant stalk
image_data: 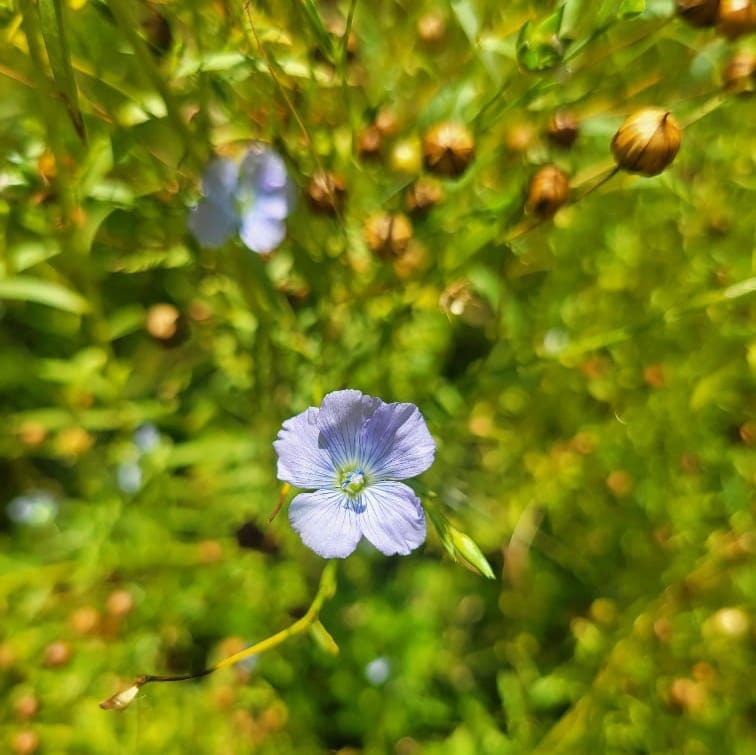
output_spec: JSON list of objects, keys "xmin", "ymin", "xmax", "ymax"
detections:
[{"xmin": 100, "ymin": 560, "xmax": 339, "ymax": 710}]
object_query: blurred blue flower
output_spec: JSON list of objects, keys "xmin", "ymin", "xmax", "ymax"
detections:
[
  {"xmin": 188, "ymin": 145, "xmax": 294, "ymax": 254},
  {"xmin": 133, "ymin": 423, "xmax": 160, "ymax": 454},
  {"xmin": 274, "ymin": 389, "xmax": 435, "ymax": 558},
  {"xmin": 365, "ymin": 657, "xmax": 391, "ymax": 685},
  {"xmin": 7, "ymin": 491, "xmax": 58, "ymax": 526},
  {"xmin": 117, "ymin": 462, "xmax": 143, "ymax": 496}
]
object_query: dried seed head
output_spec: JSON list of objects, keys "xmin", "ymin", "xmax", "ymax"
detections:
[
  {"xmin": 422, "ymin": 122, "xmax": 475, "ymax": 177},
  {"xmin": 526, "ymin": 165, "xmax": 570, "ymax": 216},
  {"xmin": 43, "ymin": 641, "xmax": 72, "ymax": 668},
  {"xmin": 724, "ymin": 51, "xmax": 756, "ymax": 93},
  {"xmin": 365, "ymin": 213, "xmax": 413, "ymax": 259},
  {"xmin": 717, "ymin": 0, "xmax": 756, "ymax": 38},
  {"xmin": 547, "ymin": 112, "xmax": 580, "ymax": 147},
  {"xmin": 405, "ymin": 177, "xmax": 444, "ymax": 215},
  {"xmin": 611, "ymin": 108, "xmax": 682, "ymax": 176},
  {"xmin": 417, "ymin": 11, "xmax": 447, "ymax": 44},
  {"xmin": 357, "ymin": 126, "xmax": 382, "ymax": 158},
  {"xmin": 307, "ymin": 171, "xmax": 346, "ymax": 214},
  {"xmin": 676, "ymin": 0, "xmax": 721, "ymax": 26}
]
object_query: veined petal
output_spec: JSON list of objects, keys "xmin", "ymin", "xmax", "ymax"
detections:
[
  {"xmin": 317, "ymin": 390, "xmax": 382, "ymax": 469},
  {"xmin": 239, "ymin": 210, "xmax": 286, "ymax": 253},
  {"xmin": 201, "ymin": 158, "xmax": 239, "ymax": 200},
  {"xmin": 188, "ymin": 197, "xmax": 237, "ymax": 248},
  {"xmin": 274, "ymin": 407, "xmax": 336, "ymax": 489},
  {"xmin": 289, "ymin": 489, "xmax": 362, "ymax": 558},
  {"xmin": 359, "ymin": 402, "xmax": 435, "ymax": 480},
  {"xmin": 358, "ymin": 482, "xmax": 426, "ymax": 556}
]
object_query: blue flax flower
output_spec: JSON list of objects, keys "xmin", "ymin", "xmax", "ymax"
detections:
[
  {"xmin": 274, "ymin": 389, "xmax": 435, "ymax": 558},
  {"xmin": 188, "ymin": 145, "xmax": 294, "ymax": 254}
]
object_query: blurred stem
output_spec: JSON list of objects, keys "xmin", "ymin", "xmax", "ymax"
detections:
[
  {"xmin": 100, "ymin": 560, "xmax": 339, "ymax": 710},
  {"xmin": 106, "ymin": 0, "xmax": 205, "ymax": 167}
]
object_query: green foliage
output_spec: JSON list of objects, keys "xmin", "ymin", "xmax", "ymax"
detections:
[{"xmin": 1, "ymin": 1, "xmax": 755, "ymax": 753}]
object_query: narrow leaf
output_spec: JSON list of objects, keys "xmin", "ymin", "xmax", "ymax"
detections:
[
  {"xmin": 0, "ymin": 276, "xmax": 90, "ymax": 314},
  {"xmin": 38, "ymin": 0, "xmax": 86, "ymax": 142}
]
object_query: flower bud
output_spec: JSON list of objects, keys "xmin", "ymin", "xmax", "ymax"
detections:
[
  {"xmin": 405, "ymin": 177, "xmax": 444, "ymax": 215},
  {"xmin": 364, "ymin": 213, "xmax": 413, "ymax": 259},
  {"xmin": 724, "ymin": 51, "xmax": 756, "ymax": 93},
  {"xmin": 307, "ymin": 171, "xmax": 346, "ymax": 214},
  {"xmin": 716, "ymin": 0, "xmax": 755, "ymax": 38},
  {"xmin": 526, "ymin": 165, "xmax": 569, "ymax": 216},
  {"xmin": 611, "ymin": 108, "xmax": 682, "ymax": 176},
  {"xmin": 422, "ymin": 122, "xmax": 475, "ymax": 177},
  {"xmin": 547, "ymin": 111, "xmax": 580, "ymax": 147},
  {"xmin": 676, "ymin": 0, "xmax": 720, "ymax": 27},
  {"xmin": 357, "ymin": 126, "xmax": 382, "ymax": 158}
]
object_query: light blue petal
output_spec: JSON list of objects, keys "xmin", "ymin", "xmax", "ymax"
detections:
[
  {"xmin": 188, "ymin": 197, "xmax": 237, "ymax": 248},
  {"xmin": 288, "ymin": 489, "xmax": 362, "ymax": 558},
  {"xmin": 274, "ymin": 407, "xmax": 336, "ymax": 489},
  {"xmin": 239, "ymin": 209, "xmax": 286, "ymax": 253},
  {"xmin": 358, "ymin": 482, "xmax": 426, "ymax": 556},
  {"xmin": 239, "ymin": 146, "xmax": 289, "ymax": 193},
  {"xmin": 359, "ymin": 401, "xmax": 435, "ymax": 480},
  {"xmin": 317, "ymin": 390, "xmax": 382, "ymax": 469},
  {"xmin": 202, "ymin": 158, "xmax": 239, "ymax": 201},
  {"xmin": 254, "ymin": 189, "xmax": 294, "ymax": 220}
]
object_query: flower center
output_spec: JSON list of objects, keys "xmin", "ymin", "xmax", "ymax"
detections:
[{"xmin": 339, "ymin": 468, "xmax": 367, "ymax": 496}]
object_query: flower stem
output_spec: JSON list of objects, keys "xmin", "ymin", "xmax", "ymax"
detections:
[{"xmin": 100, "ymin": 560, "xmax": 339, "ymax": 710}]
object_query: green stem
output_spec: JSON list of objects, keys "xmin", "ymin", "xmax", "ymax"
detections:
[{"xmin": 100, "ymin": 561, "xmax": 339, "ymax": 710}]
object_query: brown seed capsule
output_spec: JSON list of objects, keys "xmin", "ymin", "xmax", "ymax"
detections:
[
  {"xmin": 43, "ymin": 641, "xmax": 72, "ymax": 667},
  {"xmin": 526, "ymin": 165, "xmax": 570, "ymax": 216},
  {"xmin": 676, "ymin": 0, "xmax": 721, "ymax": 26},
  {"xmin": 716, "ymin": 0, "xmax": 755, "ymax": 38},
  {"xmin": 724, "ymin": 52, "xmax": 756, "ymax": 93},
  {"xmin": 505, "ymin": 122, "xmax": 537, "ymax": 154},
  {"xmin": 13, "ymin": 694, "xmax": 39, "ymax": 721},
  {"xmin": 148, "ymin": 303, "xmax": 190, "ymax": 347},
  {"xmin": 405, "ymin": 177, "xmax": 444, "ymax": 215},
  {"xmin": 547, "ymin": 112, "xmax": 580, "ymax": 147},
  {"xmin": 417, "ymin": 11, "xmax": 447, "ymax": 44},
  {"xmin": 364, "ymin": 213, "xmax": 413, "ymax": 259},
  {"xmin": 375, "ymin": 108, "xmax": 401, "ymax": 137},
  {"xmin": 69, "ymin": 606, "xmax": 101, "ymax": 636},
  {"xmin": 11, "ymin": 730, "xmax": 39, "ymax": 755},
  {"xmin": 357, "ymin": 126, "xmax": 382, "ymax": 158},
  {"xmin": 611, "ymin": 108, "xmax": 682, "ymax": 176},
  {"xmin": 307, "ymin": 171, "xmax": 346, "ymax": 214},
  {"xmin": 106, "ymin": 589, "xmax": 135, "ymax": 618},
  {"xmin": 422, "ymin": 122, "xmax": 475, "ymax": 177},
  {"xmin": 606, "ymin": 469, "xmax": 634, "ymax": 497}
]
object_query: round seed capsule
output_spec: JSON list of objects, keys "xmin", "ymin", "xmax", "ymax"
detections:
[
  {"xmin": 611, "ymin": 108, "xmax": 682, "ymax": 176},
  {"xmin": 526, "ymin": 165, "xmax": 570, "ymax": 216},
  {"xmin": 422, "ymin": 122, "xmax": 475, "ymax": 177},
  {"xmin": 547, "ymin": 112, "xmax": 580, "ymax": 148},
  {"xmin": 405, "ymin": 177, "xmax": 444, "ymax": 215},
  {"xmin": 676, "ymin": 0, "xmax": 720, "ymax": 27},
  {"xmin": 307, "ymin": 171, "xmax": 346, "ymax": 214},
  {"xmin": 724, "ymin": 52, "xmax": 756, "ymax": 93},
  {"xmin": 365, "ymin": 213, "xmax": 413, "ymax": 259},
  {"xmin": 716, "ymin": 0, "xmax": 755, "ymax": 39}
]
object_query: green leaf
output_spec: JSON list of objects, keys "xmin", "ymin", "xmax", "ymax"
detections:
[
  {"xmin": 38, "ymin": 0, "xmax": 86, "ymax": 142},
  {"xmin": 0, "ymin": 276, "xmax": 90, "ymax": 314},
  {"xmin": 516, "ymin": 9, "xmax": 566, "ymax": 72}
]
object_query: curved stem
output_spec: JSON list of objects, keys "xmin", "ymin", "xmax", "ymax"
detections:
[{"xmin": 100, "ymin": 560, "xmax": 339, "ymax": 710}]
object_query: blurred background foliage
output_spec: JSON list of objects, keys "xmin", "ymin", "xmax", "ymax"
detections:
[{"xmin": 1, "ymin": 0, "xmax": 755, "ymax": 753}]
